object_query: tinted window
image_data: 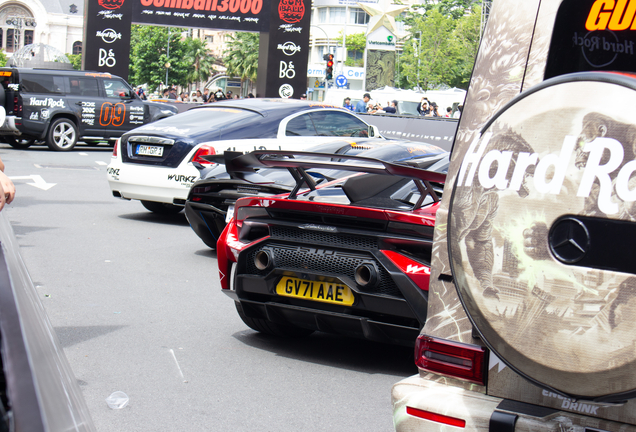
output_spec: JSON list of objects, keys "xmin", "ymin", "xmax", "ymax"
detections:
[
  {"xmin": 21, "ymin": 73, "xmax": 65, "ymax": 94},
  {"xmin": 310, "ymin": 111, "xmax": 368, "ymax": 137},
  {"xmin": 68, "ymin": 77, "xmax": 99, "ymax": 97},
  {"xmin": 103, "ymin": 79, "xmax": 132, "ymax": 98},
  {"xmin": 545, "ymin": 0, "xmax": 636, "ymax": 79},
  {"xmin": 136, "ymin": 107, "xmax": 261, "ymax": 136},
  {"xmin": 285, "ymin": 114, "xmax": 317, "ymax": 136}
]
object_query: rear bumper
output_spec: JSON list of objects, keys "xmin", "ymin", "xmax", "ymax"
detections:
[
  {"xmin": 233, "ymin": 295, "xmax": 420, "ymax": 346},
  {"xmin": 393, "ymin": 376, "xmax": 635, "ymax": 432},
  {"xmin": 233, "ymin": 262, "xmax": 424, "ymax": 346},
  {"xmin": 107, "ymin": 160, "xmax": 198, "ymax": 204},
  {"xmin": 0, "ymin": 115, "xmax": 19, "ymax": 134}
]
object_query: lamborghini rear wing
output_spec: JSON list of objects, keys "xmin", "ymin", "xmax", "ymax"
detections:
[{"xmin": 206, "ymin": 150, "xmax": 447, "ymax": 209}]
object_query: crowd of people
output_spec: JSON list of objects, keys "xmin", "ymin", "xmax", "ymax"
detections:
[
  {"xmin": 346, "ymin": 92, "xmax": 462, "ymax": 118},
  {"xmin": 137, "ymin": 86, "xmax": 255, "ymax": 103}
]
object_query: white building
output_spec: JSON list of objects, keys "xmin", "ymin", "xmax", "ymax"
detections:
[
  {"xmin": 0, "ymin": 0, "xmax": 83, "ymax": 57},
  {"xmin": 308, "ymin": 0, "xmax": 413, "ymax": 98}
]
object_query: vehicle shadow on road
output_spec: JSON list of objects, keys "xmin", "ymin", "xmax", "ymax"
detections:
[
  {"xmin": 55, "ymin": 325, "xmax": 127, "ymax": 348},
  {"xmin": 194, "ymin": 248, "xmax": 217, "ymax": 258},
  {"xmin": 118, "ymin": 212, "xmax": 190, "ymax": 227},
  {"xmin": 233, "ymin": 330, "xmax": 417, "ymax": 377}
]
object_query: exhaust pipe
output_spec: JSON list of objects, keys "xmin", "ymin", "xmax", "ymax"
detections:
[
  {"xmin": 254, "ymin": 250, "xmax": 272, "ymax": 271},
  {"xmin": 355, "ymin": 263, "xmax": 378, "ymax": 287}
]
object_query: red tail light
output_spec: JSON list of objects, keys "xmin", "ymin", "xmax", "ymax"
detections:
[
  {"xmin": 191, "ymin": 145, "xmax": 217, "ymax": 165},
  {"xmin": 217, "ymin": 205, "xmax": 271, "ymax": 290},
  {"xmin": 414, "ymin": 335, "xmax": 487, "ymax": 385},
  {"xmin": 381, "ymin": 250, "xmax": 430, "ymax": 290},
  {"xmin": 112, "ymin": 139, "xmax": 119, "ymax": 157},
  {"xmin": 406, "ymin": 407, "xmax": 466, "ymax": 428},
  {"xmin": 14, "ymin": 96, "xmax": 21, "ymax": 114}
]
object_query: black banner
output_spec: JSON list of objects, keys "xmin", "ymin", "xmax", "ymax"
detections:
[
  {"xmin": 131, "ymin": 0, "xmax": 270, "ymax": 31},
  {"xmin": 256, "ymin": 0, "xmax": 311, "ymax": 98},
  {"xmin": 83, "ymin": 0, "xmax": 133, "ymax": 80},
  {"xmin": 82, "ymin": 0, "xmax": 311, "ymax": 98}
]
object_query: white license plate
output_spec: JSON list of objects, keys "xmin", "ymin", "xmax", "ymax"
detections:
[
  {"xmin": 225, "ymin": 205, "xmax": 235, "ymax": 223},
  {"xmin": 136, "ymin": 144, "xmax": 164, "ymax": 157}
]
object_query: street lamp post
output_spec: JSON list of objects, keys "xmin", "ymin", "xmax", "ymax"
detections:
[
  {"xmin": 165, "ymin": 28, "xmax": 171, "ymax": 89},
  {"xmin": 416, "ymin": 30, "xmax": 422, "ymax": 90},
  {"xmin": 5, "ymin": 17, "xmax": 37, "ymax": 52},
  {"xmin": 311, "ymin": 25, "xmax": 331, "ymax": 62}
]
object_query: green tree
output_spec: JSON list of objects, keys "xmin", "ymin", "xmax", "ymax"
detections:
[
  {"xmin": 397, "ymin": 2, "xmax": 480, "ymax": 90},
  {"xmin": 184, "ymin": 37, "xmax": 216, "ymax": 91},
  {"xmin": 223, "ymin": 32, "xmax": 259, "ymax": 94},
  {"xmin": 0, "ymin": 50, "xmax": 6, "ymax": 67},
  {"xmin": 448, "ymin": 5, "xmax": 481, "ymax": 88},
  {"xmin": 129, "ymin": 25, "xmax": 190, "ymax": 91},
  {"xmin": 335, "ymin": 32, "xmax": 366, "ymax": 67},
  {"xmin": 399, "ymin": 8, "xmax": 456, "ymax": 90},
  {"xmin": 66, "ymin": 53, "xmax": 82, "ymax": 70}
]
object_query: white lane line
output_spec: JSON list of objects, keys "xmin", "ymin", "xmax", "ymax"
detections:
[
  {"xmin": 9, "ymin": 175, "xmax": 56, "ymax": 190},
  {"xmin": 169, "ymin": 349, "xmax": 185, "ymax": 379},
  {"xmin": 95, "ymin": 161, "xmax": 107, "ymax": 166},
  {"xmin": 78, "ymin": 152, "xmax": 88, "ymax": 156}
]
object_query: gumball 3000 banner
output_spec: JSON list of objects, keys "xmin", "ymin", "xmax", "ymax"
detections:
[{"xmin": 132, "ymin": 0, "xmax": 270, "ymax": 31}]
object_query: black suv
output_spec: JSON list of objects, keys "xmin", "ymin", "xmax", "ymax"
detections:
[{"xmin": 0, "ymin": 68, "xmax": 177, "ymax": 151}]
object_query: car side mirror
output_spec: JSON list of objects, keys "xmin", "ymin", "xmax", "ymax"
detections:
[{"xmin": 368, "ymin": 125, "xmax": 380, "ymax": 138}]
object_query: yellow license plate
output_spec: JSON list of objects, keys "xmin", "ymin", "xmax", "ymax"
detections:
[{"xmin": 276, "ymin": 277, "xmax": 355, "ymax": 306}]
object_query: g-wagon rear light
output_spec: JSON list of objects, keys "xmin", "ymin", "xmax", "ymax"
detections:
[
  {"xmin": 405, "ymin": 407, "xmax": 466, "ymax": 428},
  {"xmin": 112, "ymin": 139, "xmax": 119, "ymax": 157},
  {"xmin": 415, "ymin": 335, "xmax": 487, "ymax": 385}
]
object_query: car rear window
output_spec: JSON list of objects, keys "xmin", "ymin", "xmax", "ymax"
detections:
[
  {"xmin": 139, "ymin": 107, "xmax": 261, "ymax": 134},
  {"xmin": 545, "ymin": 0, "xmax": 636, "ymax": 78},
  {"xmin": 20, "ymin": 73, "xmax": 65, "ymax": 94},
  {"xmin": 0, "ymin": 70, "xmax": 18, "ymax": 92},
  {"xmin": 286, "ymin": 110, "xmax": 368, "ymax": 137}
]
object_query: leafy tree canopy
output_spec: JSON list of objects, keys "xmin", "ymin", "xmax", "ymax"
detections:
[
  {"xmin": 66, "ymin": 53, "xmax": 81, "ymax": 70},
  {"xmin": 397, "ymin": 1, "xmax": 481, "ymax": 90},
  {"xmin": 223, "ymin": 32, "xmax": 259, "ymax": 84},
  {"xmin": 129, "ymin": 25, "xmax": 204, "ymax": 91}
]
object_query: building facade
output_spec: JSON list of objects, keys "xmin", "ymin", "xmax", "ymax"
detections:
[{"xmin": 0, "ymin": 0, "xmax": 83, "ymax": 57}]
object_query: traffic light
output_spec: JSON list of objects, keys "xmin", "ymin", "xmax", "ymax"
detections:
[{"xmin": 324, "ymin": 53, "xmax": 334, "ymax": 80}]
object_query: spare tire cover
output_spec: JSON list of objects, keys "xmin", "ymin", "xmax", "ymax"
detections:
[{"xmin": 448, "ymin": 72, "xmax": 636, "ymax": 401}]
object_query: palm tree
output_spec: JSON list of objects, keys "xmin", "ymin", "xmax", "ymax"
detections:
[
  {"xmin": 223, "ymin": 33, "xmax": 259, "ymax": 95},
  {"xmin": 185, "ymin": 38, "xmax": 216, "ymax": 92}
]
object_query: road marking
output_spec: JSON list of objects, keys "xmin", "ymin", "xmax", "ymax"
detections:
[
  {"xmin": 96, "ymin": 161, "xmax": 107, "ymax": 166},
  {"xmin": 169, "ymin": 348, "xmax": 185, "ymax": 380},
  {"xmin": 9, "ymin": 175, "xmax": 56, "ymax": 190},
  {"xmin": 78, "ymin": 152, "xmax": 88, "ymax": 156}
]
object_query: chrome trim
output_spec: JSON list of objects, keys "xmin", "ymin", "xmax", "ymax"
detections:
[{"xmin": 127, "ymin": 135, "xmax": 175, "ymax": 146}]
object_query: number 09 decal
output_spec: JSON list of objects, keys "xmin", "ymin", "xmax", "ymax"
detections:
[{"xmin": 100, "ymin": 102, "xmax": 126, "ymax": 127}]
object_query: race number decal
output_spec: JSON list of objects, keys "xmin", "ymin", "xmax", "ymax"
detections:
[{"xmin": 100, "ymin": 102, "xmax": 126, "ymax": 127}]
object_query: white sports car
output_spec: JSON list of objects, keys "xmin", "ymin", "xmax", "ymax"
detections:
[{"xmin": 107, "ymin": 98, "xmax": 380, "ymax": 213}]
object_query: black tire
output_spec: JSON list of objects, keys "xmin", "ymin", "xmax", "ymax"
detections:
[
  {"xmin": 235, "ymin": 302, "xmax": 314, "ymax": 337},
  {"xmin": 5, "ymin": 136, "xmax": 35, "ymax": 149},
  {"xmin": 46, "ymin": 118, "xmax": 78, "ymax": 151},
  {"xmin": 141, "ymin": 200, "xmax": 183, "ymax": 214}
]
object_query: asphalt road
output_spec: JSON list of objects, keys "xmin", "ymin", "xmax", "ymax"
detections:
[{"xmin": 0, "ymin": 142, "xmax": 417, "ymax": 432}]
